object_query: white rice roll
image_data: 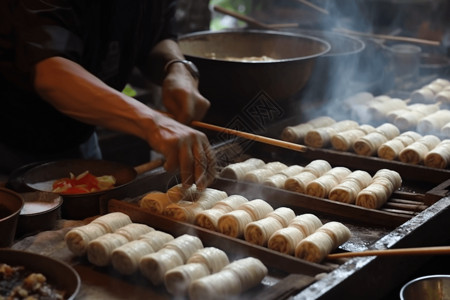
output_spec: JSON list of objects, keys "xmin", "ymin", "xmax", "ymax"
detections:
[
  {"xmin": 302, "ymin": 159, "xmax": 332, "ymax": 177},
  {"xmin": 316, "ymin": 221, "xmax": 351, "ymax": 248},
  {"xmin": 284, "ymin": 171, "xmax": 317, "ymax": 193},
  {"xmin": 368, "ymin": 98, "xmax": 407, "ymax": 121},
  {"xmin": 306, "ymin": 167, "xmax": 351, "ymax": 198},
  {"xmin": 263, "ymin": 161, "xmax": 288, "ymax": 173},
  {"xmin": 139, "ymin": 230, "xmax": 174, "ymax": 252},
  {"xmin": 387, "ymin": 108, "xmax": 411, "ymax": 123},
  {"xmin": 328, "ymin": 170, "xmax": 372, "ymax": 204},
  {"xmin": 441, "ymin": 121, "xmax": 450, "ymax": 137},
  {"xmin": 353, "ymin": 131, "xmax": 388, "ymax": 156},
  {"xmin": 163, "ymin": 234, "xmax": 204, "ymax": 262},
  {"xmin": 139, "ymin": 191, "xmax": 172, "ymax": 214},
  {"xmin": 305, "ymin": 120, "xmax": 359, "ymax": 148},
  {"xmin": 91, "ymin": 212, "xmax": 132, "ymax": 233},
  {"xmin": 394, "ymin": 111, "xmax": 427, "ymax": 131},
  {"xmin": 218, "ymin": 210, "xmax": 254, "ymax": 238},
  {"xmin": 188, "ymin": 269, "xmax": 242, "ymax": 300},
  {"xmin": 288, "ymin": 214, "xmax": 322, "ymax": 236},
  {"xmin": 410, "ymin": 88, "xmax": 435, "ymax": 103},
  {"xmin": 139, "ymin": 248, "xmax": 184, "ymax": 285},
  {"xmin": 223, "ymin": 257, "xmax": 268, "ymax": 291},
  {"xmin": 114, "ymin": 223, "xmax": 154, "ymax": 241},
  {"xmin": 213, "ymin": 195, "xmax": 249, "ymax": 213},
  {"xmin": 195, "ymin": 188, "xmax": 228, "ymax": 210},
  {"xmin": 263, "ymin": 165, "xmax": 304, "ymax": 188},
  {"xmin": 375, "ymin": 123, "xmax": 400, "ymax": 140},
  {"xmin": 331, "ymin": 125, "xmax": 376, "ymax": 151},
  {"xmin": 344, "ymin": 170, "xmax": 373, "ymax": 189},
  {"xmin": 328, "ymin": 180, "xmax": 361, "ymax": 204},
  {"xmin": 187, "ymin": 247, "xmax": 230, "ymax": 273},
  {"xmin": 243, "ymin": 168, "xmax": 277, "ymax": 183},
  {"xmin": 397, "ymin": 131, "xmax": 423, "ymax": 145},
  {"xmin": 87, "ymin": 233, "xmax": 129, "ymax": 266},
  {"xmin": 244, "ymin": 217, "xmax": 284, "ymax": 246},
  {"xmin": 295, "ymin": 231, "xmax": 335, "ymax": 263},
  {"xmin": 281, "ymin": 116, "xmax": 336, "ymax": 143},
  {"xmin": 355, "ymin": 182, "xmax": 391, "ymax": 209},
  {"xmin": 237, "ymin": 199, "xmax": 274, "ymax": 221},
  {"xmin": 111, "ymin": 240, "xmax": 156, "ymax": 275},
  {"xmin": 399, "ymin": 135, "xmax": 441, "ymax": 164},
  {"xmin": 219, "ymin": 158, "xmax": 266, "ymax": 180},
  {"xmin": 167, "ymin": 184, "xmax": 198, "ymax": 202},
  {"xmin": 194, "ymin": 209, "xmax": 225, "ymax": 231},
  {"xmin": 436, "ymin": 90, "xmax": 450, "ymax": 104},
  {"xmin": 373, "ymin": 169, "xmax": 402, "ymax": 190},
  {"xmin": 65, "ymin": 223, "xmax": 108, "ymax": 256},
  {"xmin": 266, "ymin": 207, "xmax": 296, "ymax": 227},
  {"xmin": 164, "ymin": 263, "xmax": 210, "ymax": 296},
  {"xmin": 377, "ymin": 139, "xmax": 407, "ymax": 160},
  {"xmin": 268, "ymin": 227, "xmax": 306, "ymax": 255},
  {"xmin": 427, "ymin": 83, "xmax": 444, "ymax": 94},
  {"xmin": 417, "ymin": 110, "xmax": 450, "ymax": 134},
  {"xmin": 163, "ymin": 200, "xmax": 203, "ymax": 223},
  {"xmin": 432, "ymin": 78, "xmax": 450, "ymax": 86},
  {"xmin": 424, "ymin": 139, "xmax": 450, "ymax": 168}
]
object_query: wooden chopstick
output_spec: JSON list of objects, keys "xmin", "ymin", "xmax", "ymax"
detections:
[
  {"xmin": 191, "ymin": 120, "xmax": 307, "ymax": 153},
  {"xmin": 213, "ymin": 5, "xmax": 273, "ymax": 30},
  {"xmin": 333, "ymin": 28, "xmax": 441, "ymax": 46},
  {"xmin": 213, "ymin": 5, "xmax": 299, "ymax": 30},
  {"xmin": 296, "ymin": 0, "xmax": 329, "ymax": 15},
  {"xmin": 327, "ymin": 246, "xmax": 450, "ymax": 259}
]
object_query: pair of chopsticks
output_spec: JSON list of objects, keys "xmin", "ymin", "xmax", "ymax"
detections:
[{"xmin": 327, "ymin": 246, "xmax": 450, "ymax": 260}]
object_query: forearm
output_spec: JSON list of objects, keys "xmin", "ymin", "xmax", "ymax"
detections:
[
  {"xmin": 142, "ymin": 38, "xmax": 188, "ymax": 85},
  {"xmin": 33, "ymin": 56, "xmax": 163, "ymax": 143}
]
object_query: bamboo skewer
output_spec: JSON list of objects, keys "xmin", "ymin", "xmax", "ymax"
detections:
[
  {"xmin": 327, "ymin": 246, "xmax": 450, "ymax": 259},
  {"xmin": 191, "ymin": 120, "xmax": 307, "ymax": 153},
  {"xmin": 296, "ymin": 0, "xmax": 329, "ymax": 15},
  {"xmin": 213, "ymin": 5, "xmax": 299, "ymax": 30},
  {"xmin": 333, "ymin": 28, "xmax": 441, "ymax": 46}
]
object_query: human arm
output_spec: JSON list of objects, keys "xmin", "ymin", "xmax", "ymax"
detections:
[
  {"xmin": 32, "ymin": 56, "xmax": 216, "ymax": 189},
  {"xmin": 140, "ymin": 38, "xmax": 210, "ymax": 125}
]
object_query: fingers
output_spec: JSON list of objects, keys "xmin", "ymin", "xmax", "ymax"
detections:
[{"xmin": 163, "ymin": 131, "xmax": 216, "ymax": 190}]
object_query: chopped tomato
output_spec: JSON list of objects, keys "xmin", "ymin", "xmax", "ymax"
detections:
[{"xmin": 51, "ymin": 171, "xmax": 116, "ymax": 194}]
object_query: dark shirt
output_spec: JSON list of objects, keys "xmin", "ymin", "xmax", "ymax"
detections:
[{"xmin": 0, "ymin": 0, "xmax": 177, "ymax": 154}]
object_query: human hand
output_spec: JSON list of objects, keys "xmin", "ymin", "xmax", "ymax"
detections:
[
  {"xmin": 149, "ymin": 114, "xmax": 216, "ymax": 190},
  {"xmin": 162, "ymin": 62, "xmax": 210, "ymax": 124}
]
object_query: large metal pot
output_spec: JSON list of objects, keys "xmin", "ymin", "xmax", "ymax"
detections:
[{"xmin": 178, "ymin": 29, "xmax": 330, "ymax": 125}]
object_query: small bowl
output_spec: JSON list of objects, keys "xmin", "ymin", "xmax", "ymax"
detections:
[
  {"xmin": 400, "ymin": 274, "xmax": 450, "ymax": 300},
  {"xmin": 0, "ymin": 249, "xmax": 80, "ymax": 299},
  {"xmin": 0, "ymin": 188, "xmax": 24, "ymax": 247},
  {"xmin": 16, "ymin": 191, "xmax": 63, "ymax": 237}
]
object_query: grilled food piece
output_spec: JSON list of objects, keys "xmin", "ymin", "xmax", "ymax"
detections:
[
  {"xmin": 281, "ymin": 116, "xmax": 336, "ymax": 143},
  {"xmin": 65, "ymin": 223, "xmax": 108, "ymax": 256},
  {"xmin": 399, "ymin": 135, "xmax": 441, "ymax": 164},
  {"xmin": 328, "ymin": 170, "xmax": 372, "ymax": 204},
  {"xmin": 356, "ymin": 169, "xmax": 402, "ymax": 209},
  {"xmin": 91, "ymin": 212, "xmax": 132, "ymax": 233},
  {"xmin": 87, "ymin": 233, "xmax": 129, "ymax": 266},
  {"xmin": 295, "ymin": 221, "xmax": 351, "ymax": 263},
  {"xmin": 424, "ymin": 139, "xmax": 450, "ymax": 168}
]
